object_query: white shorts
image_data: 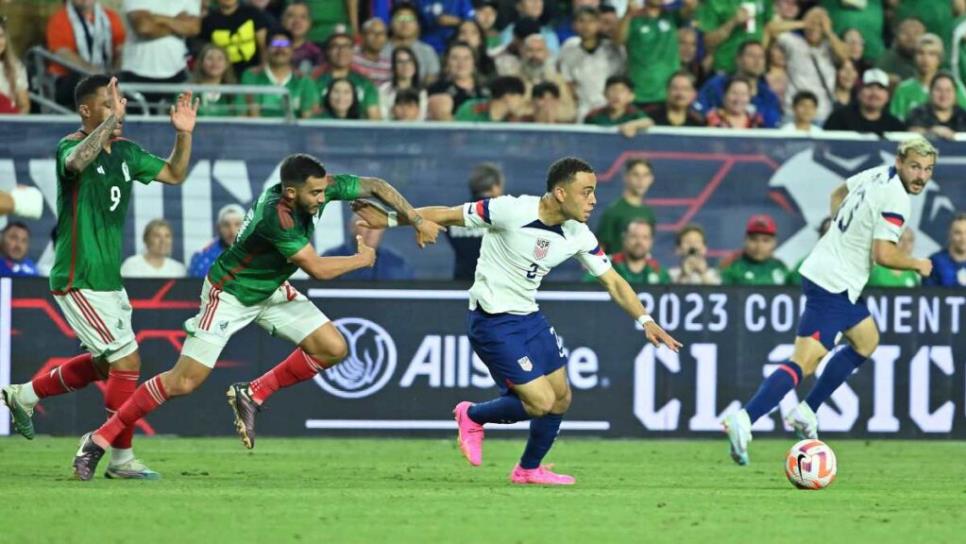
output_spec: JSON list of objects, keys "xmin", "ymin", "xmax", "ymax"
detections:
[
  {"xmin": 52, "ymin": 289, "xmax": 138, "ymax": 363},
  {"xmin": 182, "ymin": 279, "xmax": 330, "ymax": 368}
]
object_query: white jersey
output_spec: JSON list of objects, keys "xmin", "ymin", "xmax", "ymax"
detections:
[
  {"xmin": 800, "ymin": 165, "xmax": 910, "ymax": 302},
  {"xmin": 463, "ymin": 195, "xmax": 612, "ymax": 314}
]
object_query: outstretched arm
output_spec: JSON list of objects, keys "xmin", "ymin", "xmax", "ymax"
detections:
[
  {"xmin": 156, "ymin": 92, "xmax": 198, "ymax": 185},
  {"xmin": 873, "ymin": 239, "xmax": 933, "ymax": 276},
  {"xmin": 357, "ymin": 177, "xmax": 445, "ymax": 246},
  {"xmin": 289, "ymin": 237, "xmax": 375, "ymax": 281},
  {"xmin": 353, "ymin": 200, "xmax": 465, "ymax": 228},
  {"xmin": 596, "ymin": 268, "xmax": 682, "ymax": 352}
]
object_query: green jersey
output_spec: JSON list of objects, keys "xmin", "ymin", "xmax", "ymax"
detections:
[
  {"xmin": 187, "ymin": 91, "xmax": 239, "ymax": 117},
  {"xmin": 50, "ymin": 133, "xmax": 165, "ymax": 293},
  {"xmin": 594, "ymin": 197, "xmax": 656, "ymax": 253},
  {"xmin": 889, "ymin": 77, "xmax": 966, "ymax": 120},
  {"xmin": 239, "ymin": 66, "xmax": 319, "ymax": 118},
  {"xmin": 786, "ymin": 257, "xmax": 805, "ymax": 286},
  {"xmin": 313, "ymin": 71, "xmax": 379, "ymax": 115},
  {"xmin": 867, "ymin": 265, "xmax": 920, "ymax": 288},
  {"xmin": 821, "ymin": 0, "xmax": 884, "ymax": 61},
  {"xmin": 583, "ymin": 105, "xmax": 650, "ymax": 126},
  {"xmin": 895, "ymin": 0, "xmax": 954, "ymax": 57},
  {"xmin": 455, "ymin": 99, "xmax": 496, "ymax": 121},
  {"xmin": 720, "ymin": 253, "xmax": 789, "ymax": 285},
  {"xmin": 207, "ymin": 175, "xmax": 360, "ymax": 305},
  {"xmin": 697, "ymin": 0, "xmax": 772, "ymax": 74},
  {"xmin": 583, "ymin": 253, "xmax": 669, "ymax": 285},
  {"xmin": 626, "ymin": 11, "xmax": 682, "ymax": 103},
  {"xmin": 305, "ymin": 0, "xmax": 352, "ymax": 44}
]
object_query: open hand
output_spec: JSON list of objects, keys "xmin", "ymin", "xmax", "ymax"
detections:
[
  {"xmin": 644, "ymin": 321, "xmax": 683, "ymax": 353},
  {"xmin": 351, "ymin": 200, "xmax": 389, "ymax": 229},
  {"xmin": 170, "ymin": 91, "xmax": 199, "ymax": 133},
  {"xmin": 108, "ymin": 77, "xmax": 127, "ymax": 122}
]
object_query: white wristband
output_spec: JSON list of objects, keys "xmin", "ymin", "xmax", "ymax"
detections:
[
  {"xmin": 387, "ymin": 211, "xmax": 398, "ymax": 228},
  {"xmin": 636, "ymin": 314, "xmax": 654, "ymax": 327},
  {"xmin": 11, "ymin": 186, "xmax": 44, "ymax": 219}
]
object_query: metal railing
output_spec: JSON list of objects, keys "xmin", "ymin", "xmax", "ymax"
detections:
[{"xmin": 117, "ymin": 83, "xmax": 294, "ymax": 121}]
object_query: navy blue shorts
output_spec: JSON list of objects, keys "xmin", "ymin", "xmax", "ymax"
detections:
[
  {"xmin": 796, "ymin": 277, "xmax": 871, "ymax": 350},
  {"xmin": 467, "ymin": 309, "xmax": 567, "ymax": 394}
]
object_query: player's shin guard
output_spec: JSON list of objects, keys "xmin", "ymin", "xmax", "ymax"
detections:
[
  {"xmin": 249, "ymin": 349, "xmax": 325, "ymax": 405},
  {"xmin": 520, "ymin": 413, "xmax": 563, "ymax": 469},
  {"xmin": 467, "ymin": 394, "xmax": 529, "ymax": 424},
  {"xmin": 104, "ymin": 369, "xmax": 139, "ymax": 450},
  {"xmin": 804, "ymin": 346, "xmax": 866, "ymax": 412},
  {"xmin": 744, "ymin": 360, "xmax": 803, "ymax": 423},
  {"xmin": 95, "ymin": 375, "xmax": 168, "ymax": 446},
  {"xmin": 31, "ymin": 353, "xmax": 100, "ymax": 398}
]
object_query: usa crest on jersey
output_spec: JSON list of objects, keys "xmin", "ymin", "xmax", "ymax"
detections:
[{"xmin": 534, "ymin": 238, "xmax": 550, "ymax": 260}]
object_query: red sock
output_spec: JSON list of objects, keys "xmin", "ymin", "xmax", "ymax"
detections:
[
  {"xmin": 105, "ymin": 369, "xmax": 139, "ymax": 449},
  {"xmin": 96, "ymin": 375, "xmax": 168, "ymax": 446},
  {"xmin": 31, "ymin": 353, "xmax": 99, "ymax": 398},
  {"xmin": 249, "ymin": 349, "xmax": 324, "ymax": 405}
]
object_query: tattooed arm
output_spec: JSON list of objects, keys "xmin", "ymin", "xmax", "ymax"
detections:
[
  {"xmin": 357, "ymin": 177, "xmax": 445, "ymax": 248},
  {"xmin": 64, "ymin": 114, "xmax": 118, "ymax": 174}
]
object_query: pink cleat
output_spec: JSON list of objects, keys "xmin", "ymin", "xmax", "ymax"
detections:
[
  {"xmin": 453, "ymin": 401, "xmax": 484, "ymax": 466},
  {"xmin": 509, "ymin": 464, "xmax": 576, "ymax": 486}
]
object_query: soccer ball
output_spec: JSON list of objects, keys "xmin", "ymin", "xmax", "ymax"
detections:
[{"xmin": 785, "ymin": 439, "xmax": 837, "ymax": 490}]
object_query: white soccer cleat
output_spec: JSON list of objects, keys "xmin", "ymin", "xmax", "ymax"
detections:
[
  {"xmin": 722, "ymin": 410, "xmax": 753, "ymax": 466},
  {"xmin": 785, "ymin": 401, "xmax": 819, "ymax": 440}
]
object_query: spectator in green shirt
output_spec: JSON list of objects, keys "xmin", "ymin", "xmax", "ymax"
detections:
[
  {"xmin": 698, "ymin": 0, "xmax": 773, "ymax": 74},
  {"xmin": 868, "ymin": 228, "xmax": 922, "ymax": 288},
  {"xmin": 584, "ymin": 76, "xmax": 654, "ymax": 137},
  {"xmin": 304, "ymin": 0, "xmax": 358, "ymax": 44},
  {"xmin": 189, "ymin": 44, "xmax": 240, "ymax": 117},
  {"xmin": 907, "ymin": 72, "xmax": 966, "ymax": 139},
  {"xmin": 821, "ymin": 0, "xmax": 884, "ymax": 62},
  {"xmin": 318, "ymin": 77, "xmax": 362, "ymax": 119},
  {"xmin": 787, "ymin": 216, "xmax": 831, "ymax": 286},
  {"xmin": 876, "ymin": 17, "xmax": 925, "ymax": 85},
  {"xmin": 585, "ymin": 219, "xmax": 669, "ymax": 285},
  {"xmin": 454, "ymin": 75, "xmax": 527, "ymax": 122},
  {"xmin": 890, "ymin": 33, "xmax": 966, "ymax": 120},
  {"xmin": 239, "ymin": 29, "xmax": 318, "ymax": 118},
  {"xmin": 721, "ymin": 214, "xmax": 790, "ymax": 285},
  {"xmin": 594, "ymin": 158, "xmax": 657, "ymax": 254},
  {"xmin": 618, "ymin": 0, "xmax": 696, "ymax": 106},
  {"xmin": 312, "ymin": 32, "xmax": 381, "ymax": 119}
]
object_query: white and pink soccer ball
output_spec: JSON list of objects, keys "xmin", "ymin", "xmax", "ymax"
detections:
[{"xmin": 785, "ymin": 439, "xmax": 837, "ymax": 490}]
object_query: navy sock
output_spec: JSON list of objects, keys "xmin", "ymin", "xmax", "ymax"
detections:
[
  {"xmin": 744, "ymin": 360, "xmax": 803, "ymax": 423},
  {"xmin": 805, "ymin": 346, "xmax": 866, "ymax": 412},
  {"xmin": 520, "ymin": 413, "xmax": 564, "ymax": 469},
  {"xmin": 467, "ymin": 394, "xmax": 529, "ymax": 424}
]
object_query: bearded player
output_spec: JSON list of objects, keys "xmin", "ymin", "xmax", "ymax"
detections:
[
  {"xmin": 2, "ymin": 75, "xmax": 196, "ymax": 479},
  {"xmin": 723, "ymin": 137, "xmax": 937, "ymax": 465},
  {"xmin": 71, "ymin": 153, "xmax": 444, "ymax": 480},
  {"xmin": 354, "ymin": 157, "xmax": 682, "ymax": 485}
]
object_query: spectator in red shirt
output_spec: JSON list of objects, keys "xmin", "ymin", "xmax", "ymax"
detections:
[
  {"xmin": 352, "ymin": 18, "xmax": 392, "ymax": 86},
  {"xmin": 706, "ymin": 77, "xmax": 765, "ymax": 129}
]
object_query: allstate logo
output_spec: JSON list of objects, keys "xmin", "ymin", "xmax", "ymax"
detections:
[{"xmin": 313, "ymin": 317, "xmax": 397, "ymax": 399}]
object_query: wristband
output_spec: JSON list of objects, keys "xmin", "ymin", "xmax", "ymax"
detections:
[
  {"xmin": 387, "ymin": 211, "xmax": 398, "ymax": 228},
  {"xmin": 636, "ymin": 314, "xmax": 654, "ymax": 327},
  {"xmin": 11, "ymin": 186, "xmax": 44, "ymax": 219}
]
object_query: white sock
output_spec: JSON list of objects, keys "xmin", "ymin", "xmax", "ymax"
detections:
[
  {"xmin": 20, "ymin": 382, "xmax": 40, "ymax": 406},
  {"xmin": 110, "ymin": 447, "xmax": 134, "ymax": 466}
]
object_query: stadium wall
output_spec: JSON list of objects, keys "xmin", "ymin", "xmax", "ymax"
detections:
[
  {"xmin": 3, "ymin": 278, "xmax": 964, "ymax": 438},
  {"xmin": 0, "ymin": 119, "xmax": 963, "ymax": 279}
]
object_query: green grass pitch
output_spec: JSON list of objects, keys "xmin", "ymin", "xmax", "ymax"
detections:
[{"xmin": 1, "ymin": 437, "xmax": 964, "ymax": 543}]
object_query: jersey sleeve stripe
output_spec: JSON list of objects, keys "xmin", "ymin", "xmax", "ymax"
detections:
[
  {"xmin": 881, "ymin": 212, "xmax": 905, "ymax": 227},
  {"xmin": 591, "ymin": 244, "xmax": 605, "ymax": 256},
  {"xmin": 475, "ymin": 199, "xmax": 491, "ymax": 224}
]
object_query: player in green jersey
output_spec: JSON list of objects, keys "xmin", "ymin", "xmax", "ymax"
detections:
[
  {"xmin": 1, "ymin": 75, "xmax": 197, "ymax": 479},
  {"xmin": 71, "ymin": 153, "xmax": 444, "ymax": 479}
]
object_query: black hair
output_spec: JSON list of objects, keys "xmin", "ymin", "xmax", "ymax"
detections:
[
  {"xmin": 391, "ymin": 45, "xmax": 421, "ymax": 88},
  {"xmin": 545, "ymin": 157, "xmax": 594, "ymax": 192},
  {"xmin": 323, "ymin": 77, "xmax": 362, "ymax": 119},
  {"xmin": 792, "ymin": 90, "xmax": 819, "ymax": 107},
  {"xmin": 280, "ymin": 154, "xmax": 326, "ymax": 187},
  {"xmin": 624, "ymin": 218, "xmax": 654, "ymax": 236},
  {"xmin": 737, "ymin": 39, "xmax": 764, "ymax": 56},
  {"xmin": 73, "ymin": 74, "xmax": 112, "ymax": 110},
  {"xmin": 574, "ymin": 6, "xmax": 600, "ymax": 18},
  {"xmin": 267, "ymin": 27, "xmax": 294, "ymax": 42},
  {"xmin": 624, "ymin": 158, "xmax": 652, "ymax": 173},
  {"xmin": 605, "ymin": 75, "xmax": 634, "ymax": 92},
  {"xmin": 490, "ymin": 75, "xmax": 525, "ymax": 99},
  {"xmin": 666, "ymin": 70, "xmax": 696, "ymax": 89},
  {"xmin": 724, "ymin": 76, "xmax": 752, "ymax": 94},
  {"xmin": 675, "ymin": 223, "xmax": 705, "ymax": 246},
  {"xmin": 394, "ymin": 87, "xmax": 421, "ymax": 106},
  {"xmin": 390, "ymin": 1, "xmax": 420, "ymax": 21},
  {"xmin": 1, "ymin": 220, "xmax": 29, "ymax": 236},
  {"xmin": 468, "ymin": 162, "xmax": 505, "ymax": 199},
  {"xmin": 929, "ymin": 71, "xmax": 957, "ymax": 92},
  {"xmin": 532, "ymin": 81, "xmax": 559, "ymax": 99},
  {"xmin": 599, "ymin": 4, "xmax": 616, "ymax": 14}
]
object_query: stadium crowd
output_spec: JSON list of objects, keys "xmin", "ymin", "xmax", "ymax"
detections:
[
  {"xmin": 1, "ymin": 1, "xmax": 964, "ymax": 287},
  {"xmin": 0, "ymin": 0, "xmax": 964, "ymax": 136}
]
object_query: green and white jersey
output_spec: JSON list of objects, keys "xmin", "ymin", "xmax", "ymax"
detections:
[
  {"xmin": 50, "ymin": 132, "xmax": 165, "ymax": 293},
  {"xmin": 207, "ymin": 175, "xmax": 360, "ymax": 306}
]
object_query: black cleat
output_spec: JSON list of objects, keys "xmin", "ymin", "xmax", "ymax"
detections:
[
  {"xmin": 72, "ymin": 432, "xmax": 105, "ymax": 481},
  {"xmin": 227, "ymin": 383, "xmax": 259, "ymax": 449}
]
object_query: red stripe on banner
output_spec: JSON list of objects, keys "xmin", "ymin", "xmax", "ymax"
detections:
[
  {"xmin": 68, "ymin": 291, "xmax": 110, "ymax": 343},
  {"xmin": 74, "ymin": 291, "xmax": 115, "ymax": 342}
]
